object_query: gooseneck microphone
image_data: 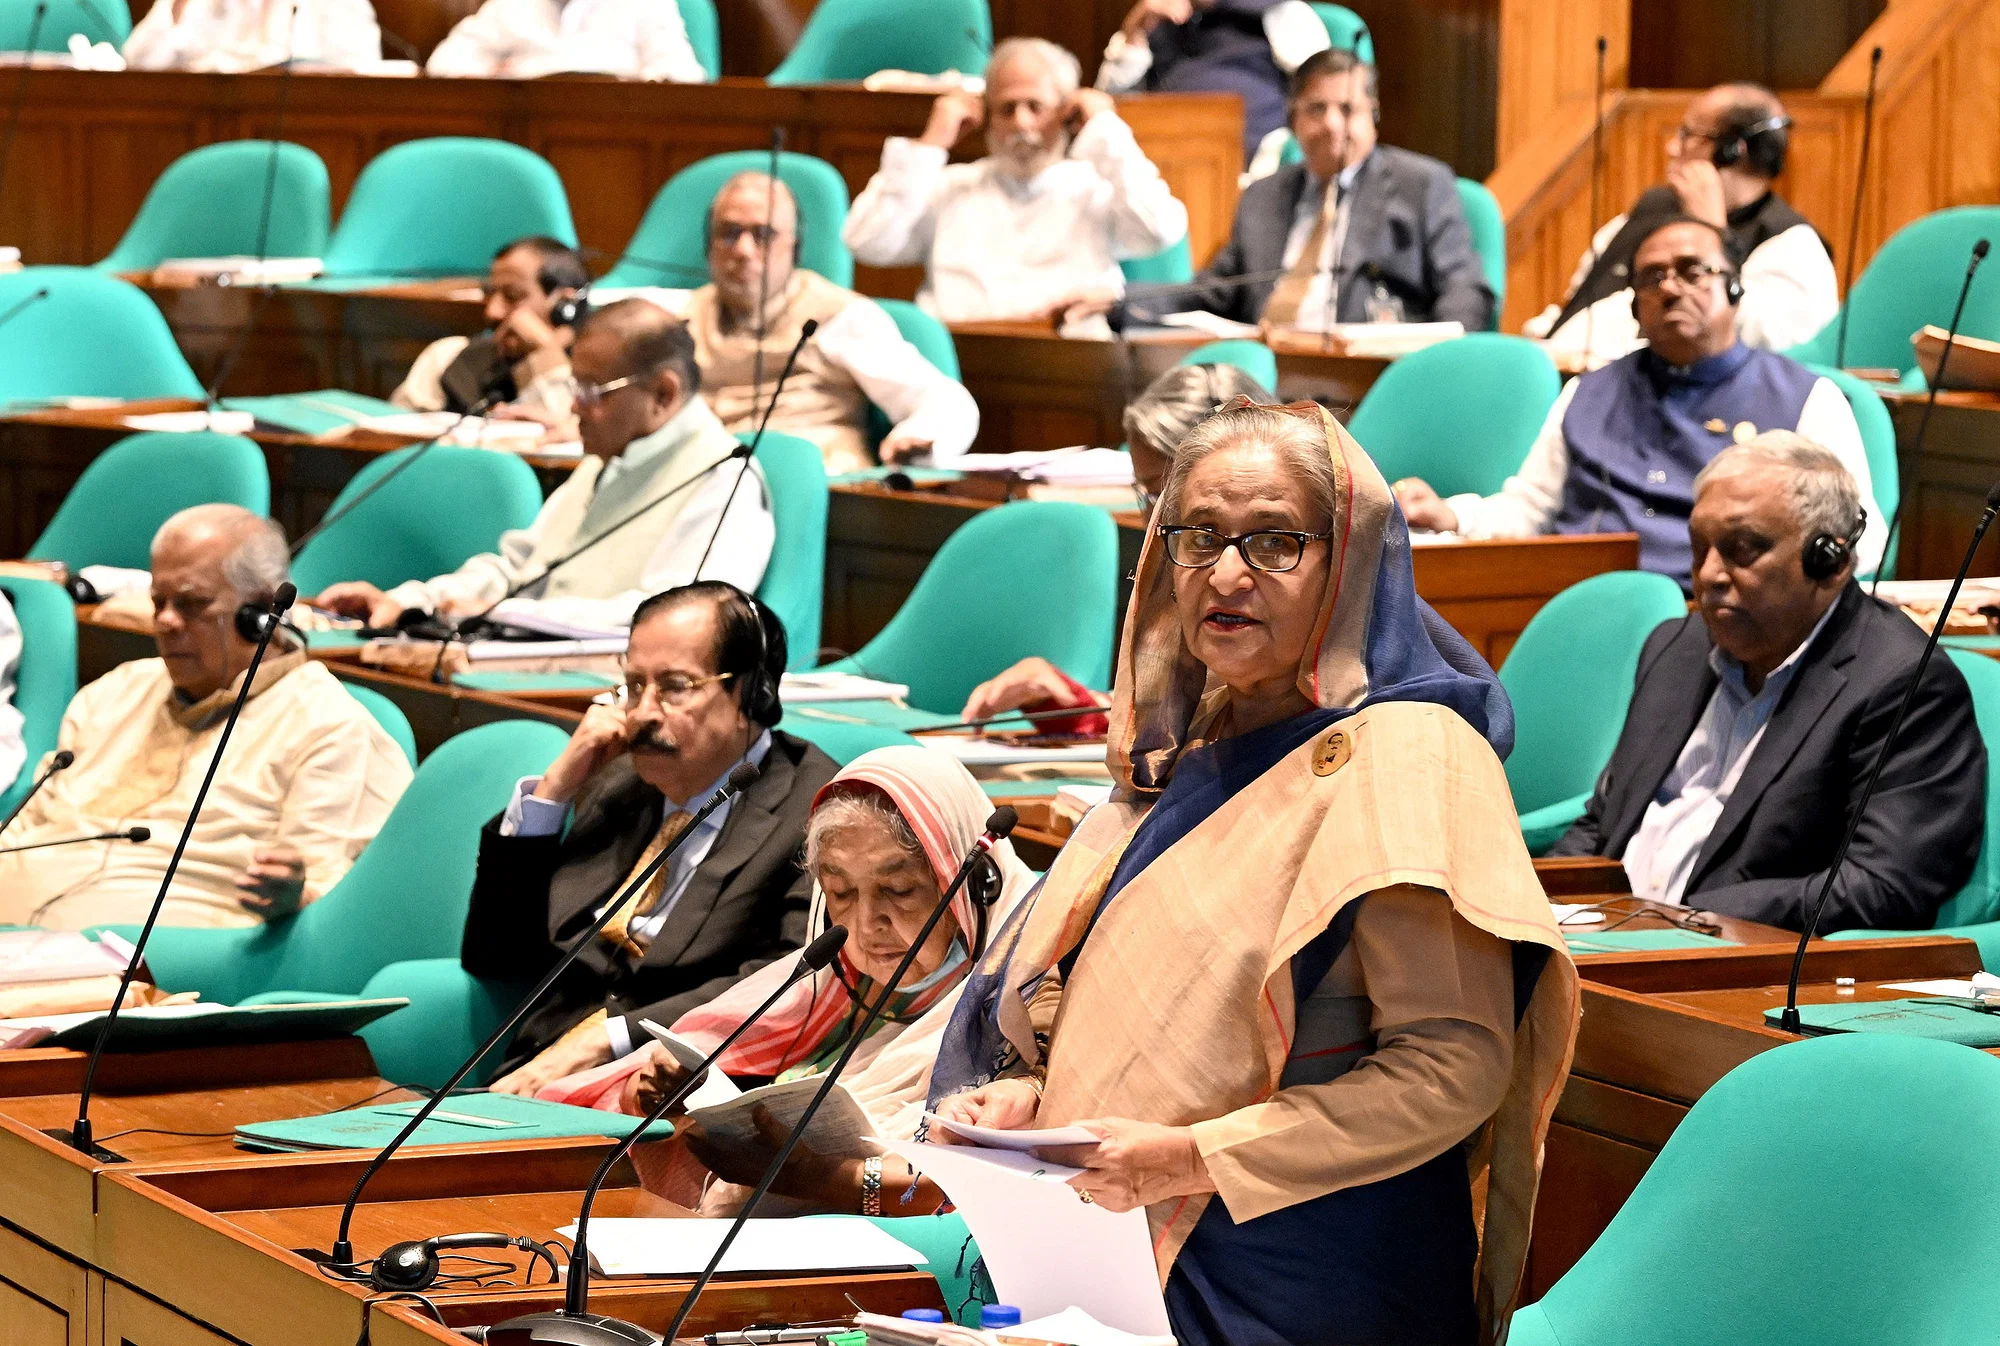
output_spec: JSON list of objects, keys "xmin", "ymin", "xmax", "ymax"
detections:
[
  {"xmin": 0, "ymin": 825, "xmax": 149, "ymax": 855},
  {"xmin": 1779, "ymin": 481, "xmax": 2000, "ymax": 1033},
  {"xmin": 751, "ymin": 127, "xmax": 785, "ymax": 421},
  {"xmin": 0, "ymin": 4, "xmax": 46, "ymax": 208},
  {"xmin": 61, "ymin": 582, "xmax": 296, "ymax": 1158},
  {"xmin": 1834, "ymin": 45, "xmax": 1884, "ymax": 372},
  {"xmin": 322, "ymin": 761, "xmax": 765, "ymax": 1272},
  {"xmin": 0, "ymin": 748, "xmax": 73, "ymax": 836},
  {"xmin": 286, "ymin": 396, "xmax": 498, "ymax": 558},
  {"xmin": 691, "ymin": 319, "xmax": 817, "ymax": 581},
  {"xmin": 0, "ymin": 286, "xmax": 50, "ymax": 336},
  {"xmin": 1582, "ymin": 33, "xmax": 1608, "ymax": 360},
  {"xmin": 1874, "ymin": 237, "xmax": 1990, "ymax": 593},
  {"xmin": 655, "ymin": 809, "xmax": 1020, "ymax": 1346}
]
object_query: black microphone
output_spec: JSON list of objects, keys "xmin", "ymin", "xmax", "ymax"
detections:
[
  {"xmin": 321, "ymin": 761, "xmax": 765, "ymax": 1271},
  {"xmin": 71, "ymin": 0, "xmax": 115, "ymax": 42},
  {"xmin": 655, "ymin": 809, "xmax": 1020, "ymax": 1346},
  {"xmin": 58, "ymin": 581, "xmax": 296, "ymax": 1158},
  {"xmin": 1778, "ymin": 480, "xmax": 2000, "ymax": 1033},
  {"xmin": 751, "ymin": 127, "xmax": 785, "ymax": 422},
  {"xmin": 0, "ymin": 825, "xmax": 149, "ymax": 856},
  {"xmin": 286, "ymin": 396, "xmax": 498, "ymax": 558},
  {"xmin": 690, "ymin": 319, "xmax": 816, "ymax": 581},
  {"xmin": 1582, "ymin": 33, "xmax": 1608, "ymax": 358},
  {"xmin": 0, "ymin": 748, "xmax": 73, "ymax": 837},
  {"xmin": 1874, "ymin": 237, "xmax": 1989, "ymax": 593},
  {"xmin": 0, "ymin": 286, "xmax": 49, "ymax": 335},
  {"xmin": 0, "ymin": 4, "xmax": 47, "ymax": 207},
  {"xmin": 1834, "ymin": 45, "xmax": 1884, "ymax": 371}
]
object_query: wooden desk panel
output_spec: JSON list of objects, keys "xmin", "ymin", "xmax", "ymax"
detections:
[
  {"xmin": 1888, "ymin": 391, "xmax": 2000, "ymax": 581},
  {"xmin": 0, "ymin": 1220, "xmax": 91, "ymax": 1346}
]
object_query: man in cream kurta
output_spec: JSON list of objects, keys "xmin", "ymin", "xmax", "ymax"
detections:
[
  {"xmin": 0, "ymin": 507, "xmax": 411, "ymax": 931},
  {"xmin": 315, "ymin": 300, "xmax": 775, "ymax": 634}
]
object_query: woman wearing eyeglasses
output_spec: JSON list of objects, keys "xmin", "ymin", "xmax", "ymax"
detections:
[{"xmin": 930, "ymin": 400, "xmax": 1580, "ymax": 1346}]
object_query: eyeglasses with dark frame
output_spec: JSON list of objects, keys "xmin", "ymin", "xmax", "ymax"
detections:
[
  {"xmin": 1156, "ymin": 525, "xmax": 1332, "ymax": 574},
  {"xmin": 1632, "ymin": 259, "xmax": 1731, "ymax": 293},
  {"xmin": 612, "ymin": 670, "xmax": 736, "ymax": 709}
]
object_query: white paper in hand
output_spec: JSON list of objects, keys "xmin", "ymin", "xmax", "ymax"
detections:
[
  {"xmin": 687, "ymin": 1075, "xmax": 880, "ymax": 1171},
  {"xmin": 921, "ymin": 1112, "xmax": 1100, "ymax": 1151},
  {"xmin": 638, "ymin": 1020, "xmax": 742, "ymax": 1109}
]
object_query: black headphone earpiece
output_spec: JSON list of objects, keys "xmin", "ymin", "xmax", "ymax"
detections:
[
  {"xmin": 549, "ymin": 286, "xmax": 590, "ymax": 329},
  {"xmin": 735, "ymin": 591, "xmax": 785, "ymax": 728},
  {"xmin": 1802, "ymin": 506, "xmax": 1868, "ymax": 582},
  {"xmin": 233, "ymin": 592, "xmax": 302, "ymax": 645},
  {"xmin": 1711, "ymin": 114, "xmax": 1792, "ymax": 171},
  {"xmin": 369, "ymin": 1233, "xmax": 554, "ymax": 1292},
  {"xmin": 1724, "ymin": 271, "xmax": 1745, "ymax": 305}
]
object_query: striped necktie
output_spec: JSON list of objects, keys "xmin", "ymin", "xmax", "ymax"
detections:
[
  {"xmin": 597, "ymin": 809, "xmax": 695, "ymax": 960},
  {"xmin": 1263, "ymin": 180, "xmax": 1344, "ymax": 328}
]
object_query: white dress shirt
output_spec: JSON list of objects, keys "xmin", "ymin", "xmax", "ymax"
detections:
[
  {"xmin": 1623, "ymin": 601, "xmax": 1839, "ymax": 904},
  {"xmin": 1277, "ymin": 157, "xmax": 1367, "ymax": 331},
  {"xmin": 123, "ymin": 0, "xmax": 382, "ymax": 71},
  {"xmin": 0, "ymin": 592, "xmax": 25, "ymax": 800},
  {"xmin": 425, "ymin": 0, "xmax": 706, "ymax": 81},
  {"xmin": 1445, "ymin": 373, "xmax": 1886, "ymax": 577},
  {"xmin": 500, "ymin": 729, "xmax": 773, "ymax": 1054},
  {"xmin": 1094, "ymin": 0, "xmax": 1328, "ymax": 91},
  {"xmin": 843, "ymin": 110, "xmax": 1190, "ymax": 322}
]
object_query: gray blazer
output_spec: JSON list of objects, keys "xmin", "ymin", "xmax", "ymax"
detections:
[{"xmin": 1179, "ymin": 147, "xmax": 1493, "ymax": 329}]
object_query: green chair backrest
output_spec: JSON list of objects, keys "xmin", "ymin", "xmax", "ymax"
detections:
[
  {"xmin": 290, "ymin": 445, "xmax": 543, "ymax": 595},
  {"xmin": 1455, "ymin": 177, "xmax": 1506, "ymax": 322},
  {"xmin": 0, "ymin": 577, "xmax": 77, "ymax": 819},
  {"xmin": 1509, "ymin": 1034, "xmax": 2000, "ymax": 1346},
  {"xmin": 767, "ymin": 0, "xmax": 990, "ymax": 83},
  {"xmin": 1346, "ymin": 333, "xmax": 1558, "ymax": 497},
  {"xmin": 96, "ymin": 142, "xmax": 331, "ymax": 272},
  {"xmin": 1120, "ymin": 235, "xmax": 1193, "ymax": 286},
  {"xmin": 845, "ymin": 1214, "xmax": 987, "ymax": 1324},
  {"xmin": 340, "ymin": 681, "xmax": 417, "ymax": 768},
  {"xmin": 598, "ymin": 150, "xmax": 853, "ymax": 290},
  {"xmin": 1934, "ymin": 648, "xmax": 2000, "ymax": 927},
  {"xmin": 866, "ymin": 299, "xmax": 962, "ymax": 447},
  {"xmin": 1176, "ymin": 338, "xmax": 1278, "ymax": 390},
  {"xmin": 750, "ymin": 431, "xmax": 828, "ymax": 670},
  {"xmin": 2, "ymin": 0, "xmax": 129, "ymax": 48},
  {"xmin": 0, "ymin": 267, "xmax": 204, "ymax": 403},
  {"xmin": 322, "ymin": 138, "xmax": 577, "ymax": 280},
  {"xmin": 1802, "ymin": 363, "xmax": 1898, "ymax": 579},
  {"xmin": 1307, "ymin": 3, "xmax": 1374, "ymax": 61},
  {"xmin": 1785, "ymin": 206, "xmax": 2000, "ymax": 375},
  {"xmin": 822, "ymin": 501, "xmax": 1119, "ymax": 713},
  {"xmin": 1498, "ymin": 571, "xmax": 1687, "ymax": 815},
  {"xmin": 247, "ymin": 720, "xmax": 571, "ymax": 994},
  {"xmin": 27, "ymin": 431, "xmax": 269, "ymax": 571},
  {"xmin": 677, "ymin": 0, "xmax": 720, "ymax": 79}
]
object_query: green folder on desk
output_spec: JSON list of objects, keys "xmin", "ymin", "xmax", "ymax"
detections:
[
  {"xmin": 221, "ymin": 390, "xmax": 400, "ymax": 437},
  {"xmin": 452, "ymin": 670, "xmax": 619, "ymax": 694},
  {"xmin": 1562, "ymin": 929, "xmax": 1739, "ymax": 954},
  {"xmin": 2, "ymin": 997, "xmax": 407, "ymax": 1051},
  {"xmin": 236, "ymin": 1091, "xmax": 676, "ymax": 1152},
  {"xmin": 1764, "ymin": 998, "xmax": 2000, "ymax": 1046}
]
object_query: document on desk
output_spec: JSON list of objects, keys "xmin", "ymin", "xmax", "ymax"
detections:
[
  {"xmin": 556, "ymin": 1215, "xmax": 924, "ymax": 1277},
  {"xmin": 887, "ymin": 1140, "xmax": 1172, "ymax": 1338}
]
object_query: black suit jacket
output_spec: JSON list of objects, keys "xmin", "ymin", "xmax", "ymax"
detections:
[
  {"xmin": 1550, "ymin": 583, "xmax": 1985, "ymax": 932},
  {"xmin": 1181, "ymin": 148, "xmax": 1493, "ymax": 329},
  {"xmin": 461, "ymin": 730, "xmax": 839, "ymax": 1067}
]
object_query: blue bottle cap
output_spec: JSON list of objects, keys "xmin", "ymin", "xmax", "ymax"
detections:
[
  {"xmin": 900, "ymin": 1308, "xmax": 947, "ymax": 1322},
  {"xmin": 980, "ymin": 1305, "xmax": 1024, "ymax": 1329}
]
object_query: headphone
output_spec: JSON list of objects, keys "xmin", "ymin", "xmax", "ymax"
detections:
[
  {"xmin": 1628, "ymin": 258, "xmax": 1744, "ymax": 319},
  {"xmin": 232, "ymin": 590, "xmax": 303, "ymax": 645},
  {"xmin": 368, "ymin": 1233, "xmax": 558, "ymax": 1292},
  {"xmin": 1803, "ymin": 505, "xmax": 1868, "ymax": 582},
  {"xmin": 548, "ymin": 285, "xmax": 592, "ymax": 329},
  {"xmin": 1712, "ymin": 113, "xmax": 1792, "ymax": 170},
  {"xmin": 734, "ymin": 589, "xmax": 785, "ymax": 728}
]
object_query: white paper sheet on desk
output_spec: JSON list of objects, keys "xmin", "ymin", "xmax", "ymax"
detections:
[
  {"xmin": 1884, "ymin": 972, "xmax": 2000, "ymax": 997},
  {"xmin": 780, "ymin": 671, "xmax": 912, "ymax": 703},
  {"xmin": 554, "ymin": 1216, "xmax": 923, "ymax": 1276},
  {"xmin": 1549, "ymin": 903, "xmax": 1607, "ymax": 927},
  {"xmin": 123, "ymin": 410, "xmax": 256, "ymax": 434},
  {"xmin": 482, "ymin": 599, "xmax": 626, "ymax": 642},
  {"xmin": 887, "ymin": 1141, "xmax": 1171, "ymax": 1337},
  {"xmin": 1159, "ymin": 310, "xmax": 1259, "ymax": 339},
  {"xmin": 1010, "ymin": 1308, "xmax": 1177, "ymax": 1346},
  {"xmin": 0, "ymin": 931, "xmax": 133, "ymax": 986},
  {"xmin": 462, "ymin": 637, "xmax": 627, "ymax": 661},
  {"xmin": 920, "ymin": 737, "xmax": 1107, "ymax": 766},
  {"xmin": 920, "ymin": 1113, "xmax": 1100, "ymax": 1150}
]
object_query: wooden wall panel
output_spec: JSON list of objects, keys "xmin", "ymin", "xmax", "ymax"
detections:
[
  {"xmin": 1629, "ymin": 0, "xmax": 1881, "ymax": 91},
  {"xmin": 1495, "ymin": 0, "xmax": 1627, "ymax": 164}
]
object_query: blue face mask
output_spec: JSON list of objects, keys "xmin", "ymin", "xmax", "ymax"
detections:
[{"xmin": 897, "ymin": 936, "xmax": 969, "ymax": 994}]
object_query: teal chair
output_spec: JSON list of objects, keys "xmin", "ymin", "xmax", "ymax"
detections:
[
  {"xmin": 1786, "ymin": 206, "xmax": 2000, "ymax": 378},
  {"xmin": 1176, "ymin": 338, "xmax": 1278, "ymax": 390},
  {"xmin": 1346, "ymin": 334, "xmax": 1558, "ymax": 497},
  {"xmin": 1803, "ymin": 363, "xmax": 1899, "ymax": 579},
  {"xmin": 321, "ymin": 139, "xmax": 576, "ymax": 279},
  {"xmin": 1455, "ymin": 178, "xmax": 1506, "ymax": 323},
  {"xmin": 677, "ymin": 0, "xmax": 720, "ymax": 80},
  {"xmin": 96, "ymin": 142, "xmax": 331, "ymax": 272},
  {"xmin": 1307, "ymin": 3, "xmax": 1373, "ymax": 61},
  {"xmin": 749, "ymin": 431, "xmax": 829, "ymax": 670},
  {"xmin": 0, "ymin": 268, "xmax": 203, "ymax": 403},
  {"xmin": 820, "ymin": 502, "xmax": 1119, "ymax": 713},
  {"xmin": 1498, "ymin": 572, "xmax": 1688, "ymax": 854},
  {"xmin": 0, "ymin": 578, "xmax": 76, "ymax": 819},
  {"xmin": 27, "ymin": 432, "xmax": 269, "ymax": 572},
  {"xmin": 1121, "ymin": 235, "xmax": 1193, "ymax": 287},
  {"xmin": 847, "ymin": 1214, "xmax": 986, "ymax": 1325},
  {"xmin": 599, "ymin": 150, "xmax": 853, "ymax": 290},
  {"xmin": 290, "ymin": 445, "xmax": 543, "ymax": 596},
  {"xmin": 340, "ymin": 682, "xmax": 418, "ymax": 768},
  {"xmin": 865, "ymin": 298, "xmax": 963, "ymax": 449},
  {"xmin": 1509, "ymin": 1034, "xmax": 2000, "ymax": 1346},
  {"xmin": 2, "ymin": 0, "xmax": 129, "ymax": 48},
  {"xmin": 766, "ymin": 0, "xmax": 989, "ymax": 84}
]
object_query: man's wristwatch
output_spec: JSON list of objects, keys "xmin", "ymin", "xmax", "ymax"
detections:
[{"xmin": 861, "ymin": 1155, "xmax": 884, "ymax": 1216}]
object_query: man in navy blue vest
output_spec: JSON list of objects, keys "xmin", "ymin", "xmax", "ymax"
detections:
[{"xmin": 1393, "ymin": 216, "xmax": 1883, "ymax": 587}]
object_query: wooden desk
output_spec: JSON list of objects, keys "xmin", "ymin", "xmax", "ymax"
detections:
[{"xmin": 1886, "ymin": 388, "xmax": 2000, "ymax": 580}]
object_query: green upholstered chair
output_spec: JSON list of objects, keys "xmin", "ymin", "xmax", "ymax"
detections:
[
  {"xmin": 1346, "ymin": 333, "xmax": 1559, "ymax": 498},
  {"xmin": 1455, "ymin": 177, "xmax": 1506, "ymax": 323},
  {"xmin": 1508, "ymin": 1034, "xmax": 2000, "ymax": 1346},
  {"xmin": 1121, "ymin": 235, "xmax": 1193, "ymax": 287},
  {"xmin": 2, "ymin": 0, "xmax": 128, "ymax": 48},
  {"xmin": 354, "ymin": 955, "xmax": 531, "ymax": 1088},
  {"xmin": 1803, "ymin": 363, "xmax": 1899, "ymax": 579},
  {"xmin": 677, "ymin": 0, "xmax": 719, "ymax": 79},
  {"xmin": 0, "ymin": 268, "xmax": 204, "ymax": 403},
  {"xmin": 95, "ymin": 142, "xmax": 331, "ymax": 272},
  {"xmin": 864, "ymin": 298, "xmax": 964, "ymax": 450},
  {"xmin": 289, "ymin": 444, "xmax": 543, "ymax": 596},
  {"xmin": 1176, "ymin": 338, "xmax": 1278, "ymax": 390},
  {"xmin": 1307, "ymin": 3, "xmax": 1373, "ymax": 60},
  {"xmin": 598, "ymin": 150, "xmax": 853, "ymax": 290},
  {"xmin": 820, "ymin": 501, "xmax": 1119, "ymax": 713},
  {"xmin": 321, "ymin": 139, "xmax": 576, "ymax": 280},
  {"xmin": 340, "ymin": 682, "xmax": 418, "ymax": 768},
  {"xmin": 847, "ymin": 1214, "xmax": 987, "ymax": 1324},
  {"xmin": 766, "ymin": 0, "xmax": 989, "ymax": 84},
  {"xmin": 27, "ymin": 432, "xmax": 269, "ymax": 572},
  {"xmin": 1498, "ymin": 571, "xmax": 1689, "ymax": 854},
  {"xmin": 750, "ymin": 431, "xmax": 829, "ymax": 670},
  {"xmin": 0, "ymin": 577, "xmax": 77, "ymax": 819},
  {"xmin": 1786, "ymin": 207, "xmax": 2000, "ymax": 378}
]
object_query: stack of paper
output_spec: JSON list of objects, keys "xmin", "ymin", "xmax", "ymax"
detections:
[
  {"xmin": 352, "ymin": 411, "xmax": 553, "ymax": 452},
  {"xmin": 482, "ymin": 599, "xmax": 627, "ymax": 642},
  {"xmin": 780, "ymin": 671, "xmax": 912, "ymax": 703},
  {"xmin": 921, "ymin": 737, "xmax": 1107, "ymax": 767},
  {"xmin": 123, "ymin": 410, "xmax": 257, "ymax": 434},
  {"xmin": 152, "ymin": 256, "xmax": 325, "ymax": 285},
  {"xmin": 1318, "ymin": 322, "xmax": 1466, "ymax": 357},
  {"xmin": 0, "ymin": 930, "xmax": 134, "ymax": 985}
]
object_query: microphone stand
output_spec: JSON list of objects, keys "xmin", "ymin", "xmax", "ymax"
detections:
[
  {"xmin": 751, "ymin": 127, "xmax": 784, "ymax": 422},
  {"xmin": 1778, "ymin": 481, "xmax": 2000, "ymax": 1033},
  {"xmin": 0, "ymin": 827, "xmax": 148, "ymax": 856},
  {"xmin": 0, "ymin": 3, "xmax": 46, "ymax": 208},
  {"xmin": 0, "ymin": 286, "xmax": 50, "ymax": 335},
  {"xmin": 691, "ymin": 320, "xmax": 817, "ymax": 581},
  {"xmin": 1874, "ymin": 238, "xmax": 1989, "ymax": 593},
  {"xmin": 1582, "ymin": 34, "xmax": 1608, "ymax": 362},
  {"xmin": 0, "ymin": 748, "xmax": 72, "ymax": 837},
  {"xmin": 58, "ymin": 582, "xmax": 297, "ymax": 1159},
  {"xmin": 1834, "ymin": 46, "xmax": 1883, "ymax": 371},
  {"xmin": 656, "ymin": 809, "xmax": 1020, "ymax": 1346},
  {"xmin": 320, "ymin": 762, "xmax": 763, "ymax": 1271}
]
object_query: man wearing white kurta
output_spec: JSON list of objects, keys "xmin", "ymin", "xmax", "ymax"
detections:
[
  {"xmin": 425, "ymin": 0, "xmax": 706, "ymax": 81},
  {"xmin": 123, "ymin": 0, "xmax": 382, "ymax": 71},
  {"xmin": 0, "ymin": 508, "xmax": 411, "ymax": 930},
  {"xmin": 843, "ymin": 37, "xmax": 1189, "ymax": 323}
]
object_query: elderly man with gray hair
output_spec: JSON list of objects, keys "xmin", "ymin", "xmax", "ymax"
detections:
[
  {"xmin": 1548, "ymin": 433, "xmax": 1985, "ymax": 934},
  {"xmin": 0, "ymin": 505, "xmax": 412, "ymax": 931},
  {"xmin": 843, "ymin": 35, "xmax": 1189, "ymax": 322}
]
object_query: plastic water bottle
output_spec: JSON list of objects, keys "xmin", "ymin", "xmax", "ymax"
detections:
[
  {"xmin": 900, "ymin": 1308, "xmax": 947, "ymax": 1323},
  {"xmin": 980, "ymin": 1305, "xmax": 1024, "ymax": 1330}
]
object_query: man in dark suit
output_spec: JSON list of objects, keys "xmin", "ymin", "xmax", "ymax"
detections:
[
  {"xmin": 463, "ymin": 581, "xmax": 838, "ymax": 1095},
  {"xmin": 1549, "ymin": 435, "xmax": 1985, "ymax": 933},
  {"xmin": 1179, "ymin": 47, "xmax": 1491, "ymax": 330}
]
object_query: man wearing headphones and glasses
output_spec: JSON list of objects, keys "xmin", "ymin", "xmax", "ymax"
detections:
[{"xmin": 1527, "ymin": 83, "xmax": 1838, "ymax": 363}]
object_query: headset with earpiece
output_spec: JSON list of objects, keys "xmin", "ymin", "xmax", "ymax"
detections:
[
  {"xmin": 548, "ymin": 287, "xmax": 591, "ymax": 330},
  {"xmin": 1711, "ymin": 114, "xmax": 1792, "ymax": 170},
  {"xmin": 733, "ymin": 589, "xmax": 786, "ymax": 728},
  {"xmin": 368, "ymin": 1232, "xmax": 558, "ymax": 1292},
  {"xmin": 1629, "ymin": 259, "xmax": 1743, "ymax": 320},
  {"xmin": 1803, "ymin": 505, "xmax": 1868, "ymax": 582}
]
